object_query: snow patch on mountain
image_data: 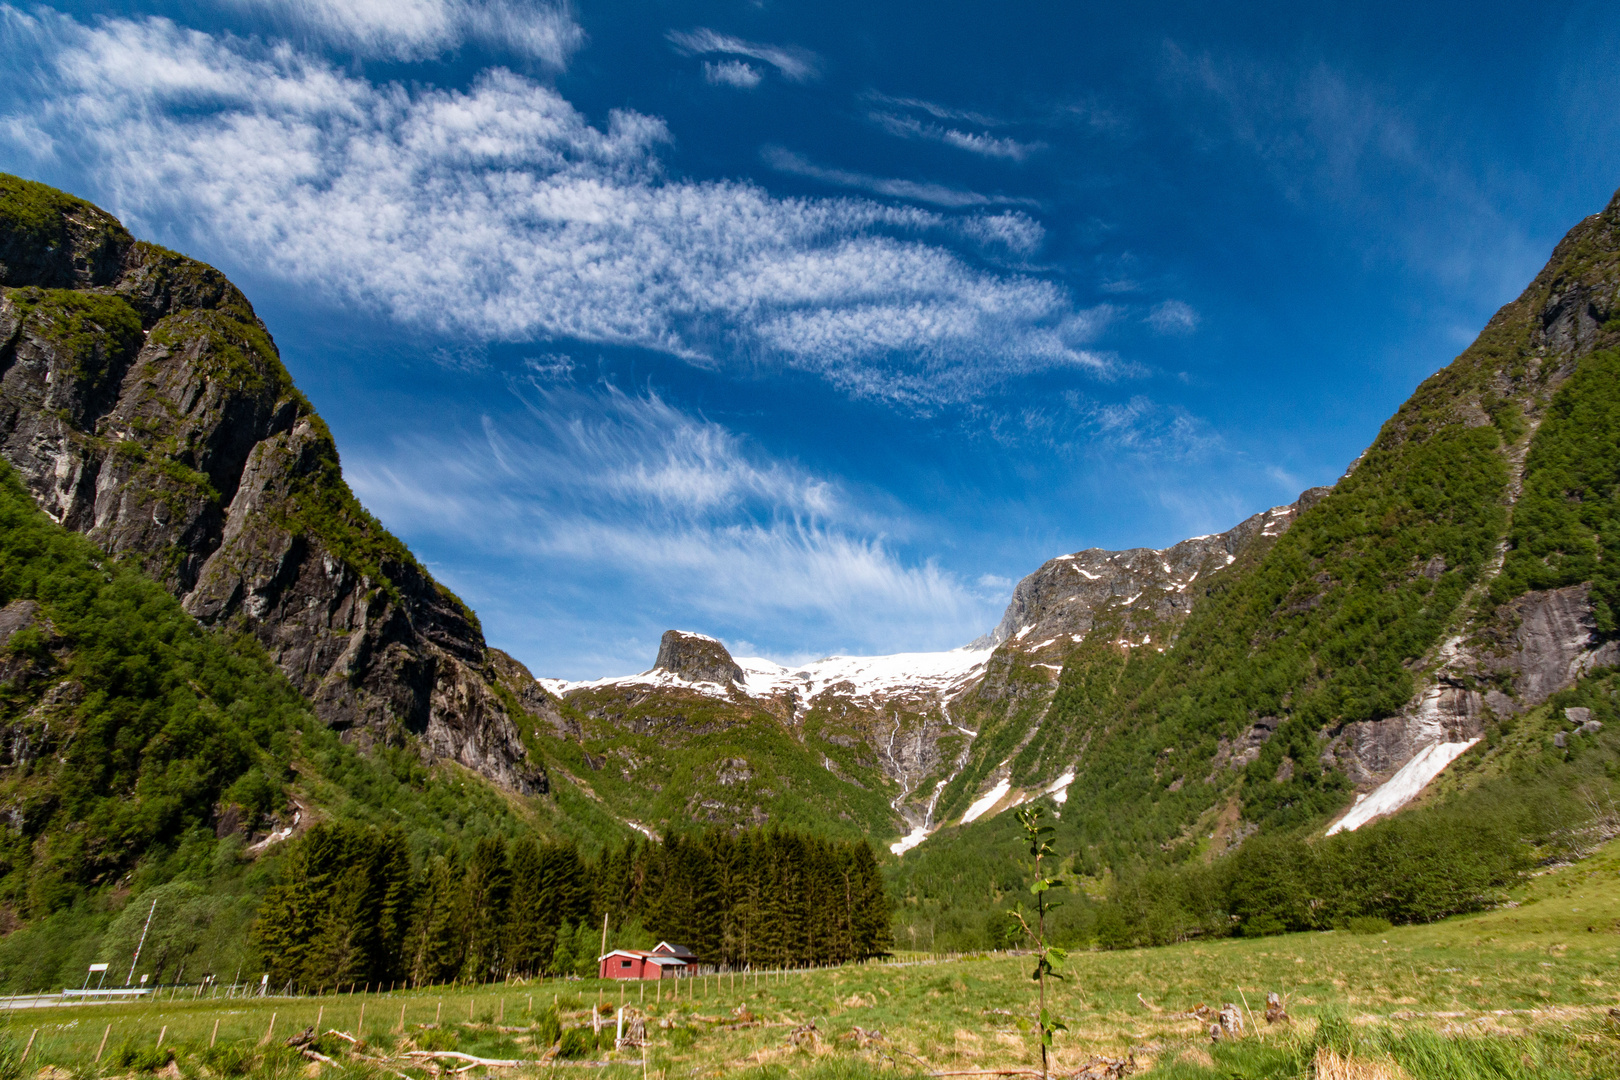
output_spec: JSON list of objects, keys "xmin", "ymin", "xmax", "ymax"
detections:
[
  {"xmin": 1325, "ymin": 739, "xmax": 1480, "ymax": 835},
  {"xmin": 960, "ymin": 777, "xmax": 1011, "ymax": 824}
]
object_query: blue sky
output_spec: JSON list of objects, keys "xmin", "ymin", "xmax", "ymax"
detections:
[{"xmin": 4, "ymin": 1, "xmax": 1618, "ymax": 678}]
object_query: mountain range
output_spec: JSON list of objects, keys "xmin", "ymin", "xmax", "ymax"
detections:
[{"xmin": 2, "ymin": 170, "xmax": 1619, "ymax": 967}]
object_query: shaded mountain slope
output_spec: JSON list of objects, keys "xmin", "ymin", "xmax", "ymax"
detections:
[{"xmin": 0, "ymin": 174, "xmax": 555, "ymax": 794}]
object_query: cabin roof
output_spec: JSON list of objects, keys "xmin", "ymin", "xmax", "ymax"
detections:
[{"xmin": 652, "ymin": 941, "xmax": 697, "ymax": 958}]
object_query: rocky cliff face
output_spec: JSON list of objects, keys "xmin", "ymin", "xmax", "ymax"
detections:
[
  {"xmin": 982, "ymin": 496, "xmax": 1326, "ymax": 654},
  {"xmin": 654, "ymin": 631, "xmax": 746, "ymax": 685},
  {"xmin": 0, "ymin": 174, "xmax": 552, "ymax": 793}
]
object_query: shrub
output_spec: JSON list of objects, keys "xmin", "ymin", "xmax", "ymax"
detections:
[
  {"xmin": 557, "ymin": 1027, "xmax": 595, "ymax": 1058},
  {"xmin": 201, "ymin": 1043, "xmax": 254, "ymax": 1077},
  {"xmin": 532, "ymin": 1006, "xmax": 561, "ymax": 1048},
  {"xmin": 416, "ymin": 1026, "xmax": 458, "ymax": 1052},
  {"xmin": 110, "ymin": 1040, "xmax": 175, "ymax": 1072},
  {"xmin": 1347, "ymin": 915, "xmax": 1393, "ymax": 935}
]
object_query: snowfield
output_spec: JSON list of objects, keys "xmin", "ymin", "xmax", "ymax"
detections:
[
  {"xmin": 1325, "ymin": 739, "xmax": 1480, "ymax": 835},
  {"xmin": 541, "ymin": 645, "xmax": 993, "ymax": 707}
]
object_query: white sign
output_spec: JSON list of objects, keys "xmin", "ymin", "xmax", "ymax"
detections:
[{"xmin": 88, "ymin": 963, "xmax": 109, "ymax": 973}]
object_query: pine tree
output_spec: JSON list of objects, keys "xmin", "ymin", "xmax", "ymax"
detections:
[
  {"xmin": 549, "ymin": 918, "xmax": 575, "ymax": 975},
  {"xmin": 411, "ymin": 853, "xmax": 465, "ymax": 986},
  {"xmin": 253, "ymin": 821, "xmax": 418, "ymax": 991},
  {"xmin": 462, "ymin": 835, "xmax": 512, "ymax": 981},
  {"xmin": 506, "ymin": 836, "xmax": 547, "ymax": 976}
]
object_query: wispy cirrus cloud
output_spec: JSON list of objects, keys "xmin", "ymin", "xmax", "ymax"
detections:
[
  {"xmin": 870, "ymin": 110, "xmax": 1044, "ymax": 161},
  {"xmin": 344, "ymin": 386, "xmax": 1000, "ymax": 676},
  {"xmin": 954, "ymin": 212, "xmax": 1046, "ymax": 255},
  {"xmin": 761, "ymin": 145, "xmax": 1037, "ymax": 212},
  {"xmin": 1159, "ymin": 42, "xmax": 1545, "ymax": 300},
  {"xmin": 227, "ymin": 0, "xmax": 584, "ymax": 63},
  {"xmin": 703, "ymin": 59, "xmax": 761, "ymax": 89},
  {"xmin": 864, "ymin": 94, "xmax": 1045, "ymax": 161},
  {"xmin": 1147, "ymin": 299, "xmax": 1200, "ymax": 334},
  {"xmin": 0, "ymin": 7, "xmax": 1110, "ymax": 407},
  {"xmin": 667, "ymin": 27, "xmax": 820, "ymax": 83}
]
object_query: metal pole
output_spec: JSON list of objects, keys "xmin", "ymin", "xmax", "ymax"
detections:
[{"xmin": 126, "ymin": 899, "xmax": 157, "ymax": 987}]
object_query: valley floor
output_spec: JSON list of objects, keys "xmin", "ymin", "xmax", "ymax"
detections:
[{"xmin": 9, "ymin": 839, "xmax": 1620, "ymax": 1079}]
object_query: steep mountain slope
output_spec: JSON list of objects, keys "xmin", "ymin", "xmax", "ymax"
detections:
[
  {"xmin": 539, "ymin": 183, "xmax": 1620, "ymax": 870},
  {"xmin": 909, "ymin": 182, "xmax": 1620, "ymax": 873},
  {"xmin": 0, "ymin": 174, "xmax": 554, "ymax": 793},
  {"xmin": 0, "ymin": 458, "xmax": 572, "ymax": 988}
]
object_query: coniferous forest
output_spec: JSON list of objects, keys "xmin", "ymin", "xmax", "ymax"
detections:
[{"xmin": 253, "ymin": 823, "xmax": 892, "ymax": 991}]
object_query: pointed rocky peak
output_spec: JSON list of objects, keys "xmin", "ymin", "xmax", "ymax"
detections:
[{"xmin": 654, "ymin": 630, "xmax": 745, "ymax": 686}]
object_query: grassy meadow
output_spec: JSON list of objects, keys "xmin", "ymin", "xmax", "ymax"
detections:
[{"xmin": 4, "ymin": 840, "xmax": 1619, "ymax": 1079}]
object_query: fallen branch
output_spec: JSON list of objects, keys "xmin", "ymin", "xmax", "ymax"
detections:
[
  {"xmin": 302, "ymin": 1049, "xmax": 338, "ymax": 1066},
  {"xmin": 404, "ymin": 1050, "xmax": 524, "ymax": 1068},
  {"xmin": 1064, "ymin": 1055, "xmax": 1136, "ymax": 1079},
  {"xmin": 1136, "ymin": 993, "xmax": 1162, "ymax": 1013}
]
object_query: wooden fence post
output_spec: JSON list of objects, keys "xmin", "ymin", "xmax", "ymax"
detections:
[{"xmin": 95, "ymin": 1024, "xmax": 111, "ymax": 1063}]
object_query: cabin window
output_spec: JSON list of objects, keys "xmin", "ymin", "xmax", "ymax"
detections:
[{"xmin": 621, "ymin": 960, "xmax": 633, "ymax": 968}]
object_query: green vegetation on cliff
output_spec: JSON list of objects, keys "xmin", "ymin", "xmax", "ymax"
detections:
[
  {"xmin": 0, "ymin": 460, "xmax": 536, "ymax": 990},
  {"xmin": 1492, "ymin": 348, "xmax": 1620, "ymax": 630}
]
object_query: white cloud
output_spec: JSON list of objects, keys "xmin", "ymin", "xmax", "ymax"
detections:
[
  {"xmin": 974, "ymin": 386, "xmax": 1221, "ymax": 463},
  {"xmin": 229, "ymin": 0, "xmax": 584, "ymax": 63},
  {"xmin": 864, "ymin": 93, "xmax": 1003, "ymax": 128},
  {"xmin": 342, "ymin": 386, "xmax": 996, "ymax": 669},
  {"xmin": 667, "ymin": 27, "xmax": 820, "ymax": 82},
  {"xmin": 703, "ymin": 59, "xmax": 761, "ymax": 89},
  {"xmin": 0, "ymin": 8, "xmax": 1104, "ymax": 407},
  {"xmin": 762, "ymin": 146, "xmax": 1037, "ymax": 212},
  {"xmin": 1147, "ymin": 299, "xmax": 1200, "ymax": 334},
  {"xmin": 955, "ymin": 212, "xmax": 1045, "ymax": 255},
  {"xmin": 869, "ymin": 110, "xmax": 1044, "ymax": 162}
]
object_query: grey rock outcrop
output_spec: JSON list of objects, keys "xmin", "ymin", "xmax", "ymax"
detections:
[
  {"xmin": 0, "ymin": 174, "xmax": 551, "ymax": 793},
  {"xmin": 980, "ymin": 488, "xmax": 1330, "ymax": 656},
  {"xmin": 1323, "ymin": 584, "xmax": 1619, "ymax": 787},
  {"xmin": 654, "ymin": 631, "xmax": 745, "ymax": 685},
  {"xmin": 1487, "ymin": 585, "xmax": 1620, "ymax": 703}
]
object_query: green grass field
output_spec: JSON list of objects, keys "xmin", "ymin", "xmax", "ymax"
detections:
[{"xmin": 7, "ymin": 838, "xmax": 1620, "ymax": 1079}]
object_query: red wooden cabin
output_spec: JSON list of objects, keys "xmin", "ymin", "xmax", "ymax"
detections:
[{"xmin": 597, "ymin": 942, "xmax": 696, "ymax": 980}]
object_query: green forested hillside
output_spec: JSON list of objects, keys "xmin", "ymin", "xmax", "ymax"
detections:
[
  {"xmin": 894, "ymin": 187, "xmax": 1620, "ymax": 945},
  {"xmin": 0, "ymin": 460, "xmax": 587, "ymax": 990},
  {"xmin": 892, "ymin": 661, "xmax": 1620, "ymax": 951},
  {"xmin": 1491, "ymin": 348, "xmax": 1620, "ymax": 625}
]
